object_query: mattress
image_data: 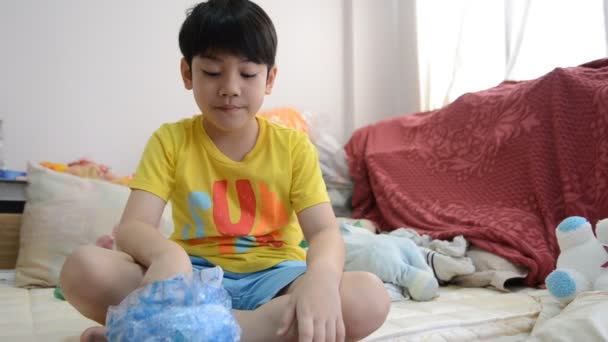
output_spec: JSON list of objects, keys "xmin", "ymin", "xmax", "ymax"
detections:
[
  {"xmin": 366, "ymin": 286, "xmax": 548, "ymax": 341},
  {"xmin": 0, "ymin": 269, "xmax": 548, "ymax": 341},
  {"xmin": 0, "ymin": 270, "xmax": 93, "ymax": 341}
]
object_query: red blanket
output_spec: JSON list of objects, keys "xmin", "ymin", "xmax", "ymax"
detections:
[{"xmin": 345, "ymin": 59, "xmax": 608, "ymax": 286}]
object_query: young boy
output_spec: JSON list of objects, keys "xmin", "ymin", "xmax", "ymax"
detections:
[{"xmin": 60, "ymin": 0, "xmax": 390, "ymax": 341}]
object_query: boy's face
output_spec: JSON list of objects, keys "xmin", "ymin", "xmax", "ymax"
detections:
[{"xmin": 181, "ymin": 51, "xmax": 277, "ymax": 134}]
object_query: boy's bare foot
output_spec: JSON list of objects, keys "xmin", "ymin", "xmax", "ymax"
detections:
[
  {"xmin": 80, "ymin": 326, "xmax": 107, "ymax": 342},
  {"xmin": 95, "ymin": 235, "xmax": 114, "ymax": 250}
]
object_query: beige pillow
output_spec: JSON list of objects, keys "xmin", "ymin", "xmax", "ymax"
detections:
[{"xmin": 15, "ymin": 163, "xmax": 173, "ymax": 287}]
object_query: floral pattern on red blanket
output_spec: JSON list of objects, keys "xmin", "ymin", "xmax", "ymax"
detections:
[{"xmin": 345, "ymin": 58, "xmax": 608, "ymax": 286}]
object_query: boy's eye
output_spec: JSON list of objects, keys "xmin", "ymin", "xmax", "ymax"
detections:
[
  {"xmin": 241, "ymin": 73, "xmax": 257, "ymax": 79},
  {"xmin": 203, "ymin": 70, "xmax": 220, "ymax": 77}
]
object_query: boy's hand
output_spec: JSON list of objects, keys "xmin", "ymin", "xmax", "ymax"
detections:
[{"xmin": 277, "ymin": 268, "xmax": 345, "ymax": 342}]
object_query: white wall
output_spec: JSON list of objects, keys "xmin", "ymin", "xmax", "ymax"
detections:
[
  {"xmin": 1, "ymin": 1, "xmax": 191, "ymax": 175},
  {"xmin": 0, "ymin": 0, "xmax": 365, "ymax": 176},
  {"xmin": 350, "ymin": 0, "xmax": 419, "ymax": 130},
  {"xmin": 3, "ymin": 1, "xmax": 601, "ymax": 177}
]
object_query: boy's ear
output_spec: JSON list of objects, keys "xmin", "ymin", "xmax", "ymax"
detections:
[
  {"xmin": 180, "ymin": 58, "xmax": 193, "ymax": 90},
  {"xmin": 265, "ymin": 66, "xmax": 278, "ymax": 95}
]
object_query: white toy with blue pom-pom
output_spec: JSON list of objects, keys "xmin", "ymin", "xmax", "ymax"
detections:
[{"xmin": 545, "ymin": 216, "xmax": 608, "ymax": 304}]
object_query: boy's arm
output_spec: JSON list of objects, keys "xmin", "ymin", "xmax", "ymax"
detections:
[
  {"xmin": 298, "ymin": 202, "xmax": 344, "ymax": 281},
  {"xmin": 114, "ymin": 190, "xmax": 192, "ymax": 284},
  {"xmin": 278, "ymin": 202, "xmax": 346, "ymax": 340}
]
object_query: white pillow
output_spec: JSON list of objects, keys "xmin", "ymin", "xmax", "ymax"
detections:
[{"xmin": 529, "ymin": 290, "xmax": 608, "ymax": 341}]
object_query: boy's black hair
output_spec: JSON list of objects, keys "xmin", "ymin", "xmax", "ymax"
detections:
[{"xmin": 179, "ymin": 0, "xmax": 277, "ymax": 71}]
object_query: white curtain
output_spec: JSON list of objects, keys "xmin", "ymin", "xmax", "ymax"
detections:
[
  {"xmin": 416, "ymin": 1, "xmax": 505, "ymax": 111},
  {"xmin": 504, "ymin": 0, "xmax": 531, "ymax": 79},
  {"xmin": 605, "ymin": 0, "xmax": 608, "ymax": 49},
  {"xmin": 416, "ymin": 0, "xmax": 607, "ymax": 111}
]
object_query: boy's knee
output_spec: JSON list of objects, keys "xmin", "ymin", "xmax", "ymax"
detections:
[
  {"xmin": 342, "ymin": 272, "xmax": 390, "ymax": 338},
  {"xmin": 60, "ymin": 245, "xmax": 108, "ymax": 296}
]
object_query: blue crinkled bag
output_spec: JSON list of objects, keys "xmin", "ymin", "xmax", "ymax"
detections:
[{"xmin": 106, "ymin": 266, "xmax": 240, "ymax": 342}]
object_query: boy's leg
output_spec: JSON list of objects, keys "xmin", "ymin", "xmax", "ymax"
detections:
[
  {"xmin": 284, "ymin": 271, "xmax": 389, "ymax": 341},
  {"xmin": 62, "ymin": 247, "xmax": 389, "ymax": 341},
  {"xmin": 60, "ymin": 245, "xmax": 147, "ymax": 342},
  {"xmin": 233, "ymin": 295, "xmax": 297, "ymax": 342},
  {"xmin": 238, "ymin": 271, "xmax": 390, "ymax": 342},
  {"xmin": 60, "ymin": 245, "xmax": 146, "ymax": 324},
  {"xmin": 60, "ymin": 245, "xmax": 286, "ymax": 342}
]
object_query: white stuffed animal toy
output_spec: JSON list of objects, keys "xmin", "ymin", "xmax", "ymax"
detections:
[{"xmin": 545, "ymin": 216, "xmax": 608, "ymax": 304}]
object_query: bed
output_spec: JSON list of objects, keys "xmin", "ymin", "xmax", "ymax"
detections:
[
  {"xmin": 0, "ymin": 274, "xmax": 549, "ymax": 341},
  {"xmin": 0, "ymin": 211, "xmax": 560, "ymax": 342},
  {"xmin": 3, "ymin": 167, "xmax": 556, "ymax": 342}
]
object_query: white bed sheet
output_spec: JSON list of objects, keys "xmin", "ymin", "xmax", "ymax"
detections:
[
  {"xmin": 367, "ymin": 286, "xmax": 547, "ymax": 341},
  {"xmin": 0, "ymin": 269, "xmax": 549, "ymax": 342}
]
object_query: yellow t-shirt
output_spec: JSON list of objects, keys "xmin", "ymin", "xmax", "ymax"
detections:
[{"xmin": 130, "ymin": 115, "xmax": 329, "ymax": 273}]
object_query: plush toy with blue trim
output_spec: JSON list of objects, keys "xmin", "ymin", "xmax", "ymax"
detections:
[
  {"xmin": 545, "ymin": 216, "xmax": 608, "ymax": 304},
  {"xmin": 340, "ymin": 222, "xmax": 438, "ymax": 301}
]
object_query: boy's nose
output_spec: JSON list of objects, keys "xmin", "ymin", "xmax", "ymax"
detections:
[
  {"xmin": 220, "ymin": 90, "xmax": 239, "ymax": 97},
  {"xmin": 219, "ymin": 78, "xmax": 240, "ymax": 97}
]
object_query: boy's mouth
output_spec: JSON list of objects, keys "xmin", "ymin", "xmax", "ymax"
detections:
[{"xmin": 216, "ymin": 105, "xmax": 243, "ymax": 111}]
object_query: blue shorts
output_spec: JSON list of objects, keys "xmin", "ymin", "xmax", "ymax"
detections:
[{"xmin": 190, "ymin": 256, "xmax": 307, "ymax": 310}]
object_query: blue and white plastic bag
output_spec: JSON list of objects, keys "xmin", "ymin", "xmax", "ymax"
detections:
[{"xmin": 106, "ymin": 266, "xmax": 240, "ymax": 342}]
